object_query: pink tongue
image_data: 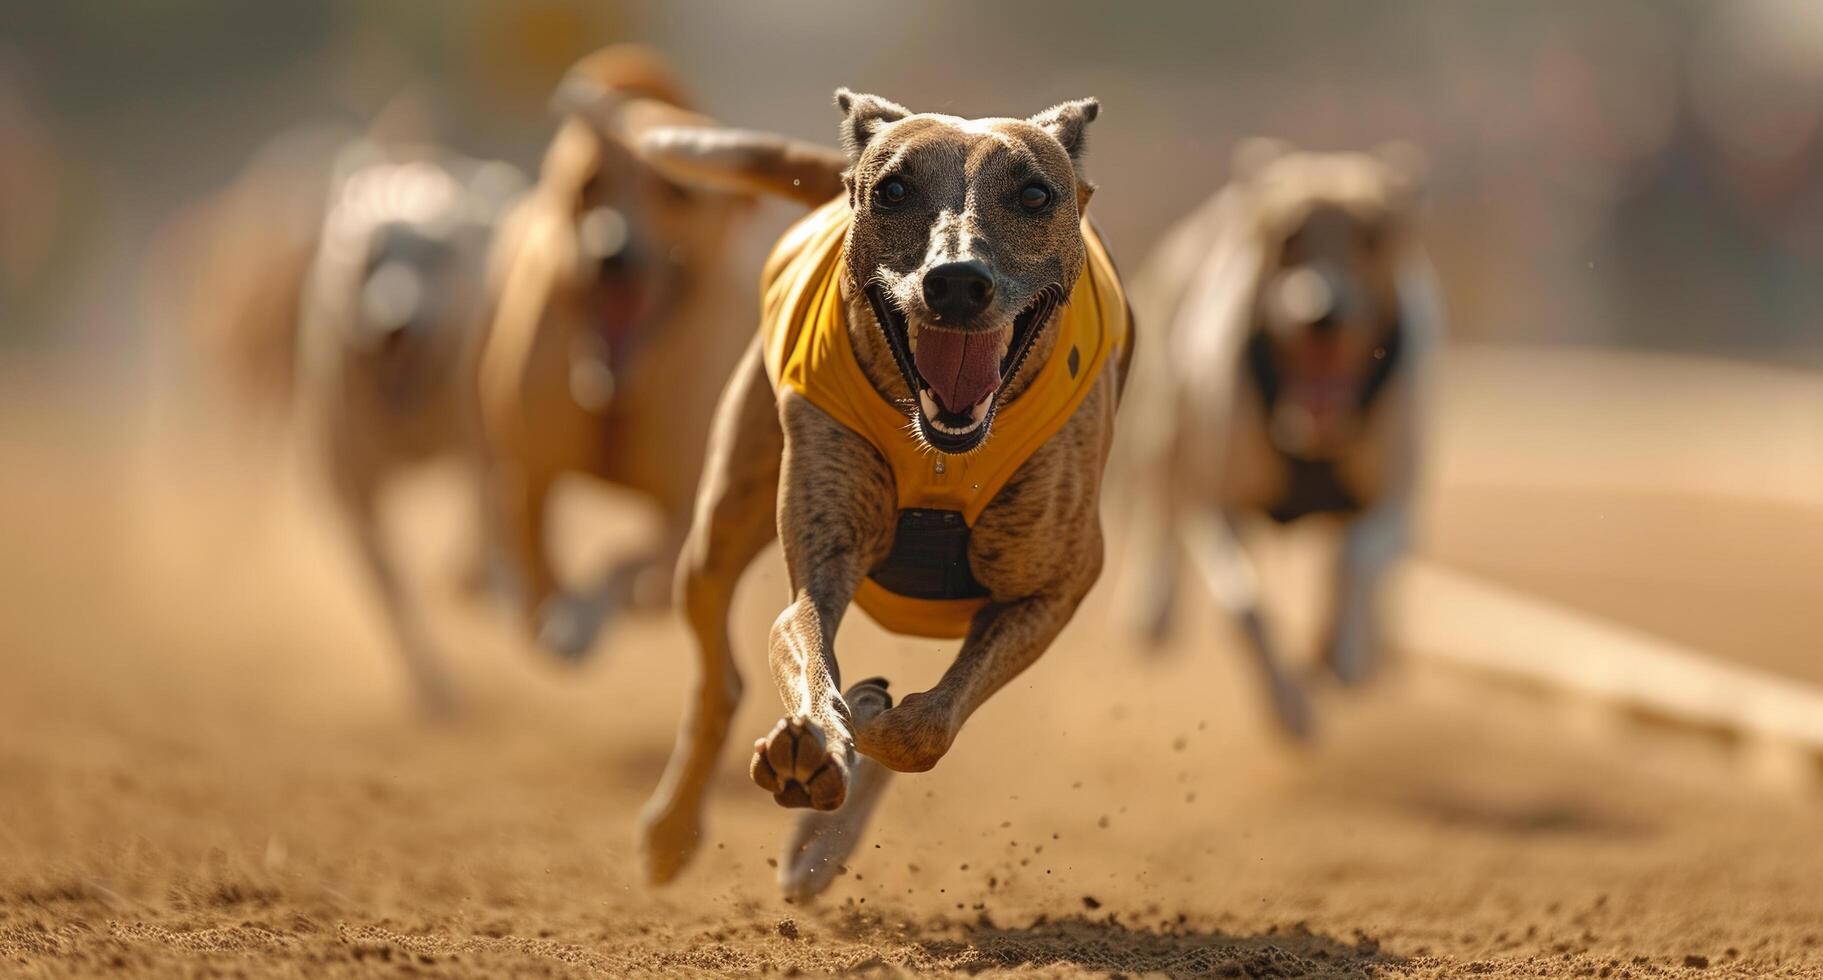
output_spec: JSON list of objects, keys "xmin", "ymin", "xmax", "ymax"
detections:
[{"xmin": 913, "ymin": 326, "xmax": 1009, "ymax": 414}]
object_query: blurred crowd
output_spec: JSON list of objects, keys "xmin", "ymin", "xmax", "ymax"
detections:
[{"xmin": 2, "ymin": 0, "xmax": 1820, "ymax": 367}]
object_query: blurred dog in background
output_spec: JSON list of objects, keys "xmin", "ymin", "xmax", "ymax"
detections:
[
  {"xmin": 298, "ymin": 142, "xmax": 525, "ymax": 711},
  {"xmin": 1119, "ymin": 139, "xmax": 1441, "ymax": 739},
  {"xmin": 477, "ymin": 45, "xmax": 764, "ymax": 660}
]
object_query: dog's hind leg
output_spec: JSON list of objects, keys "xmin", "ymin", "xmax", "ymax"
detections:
[
  {"xmin": 1326, "ymin": 381, "xmax": 1419, "ymax": 687},
  {"xmin": 490, "ymin": 461, "xmax": 572, "ymax": 654},
  {"xmin": 563, "ymin": 495, "xmax": 690, "ymax": 646},
  {"xmin": 1124, "ymin": 513, "xmax": 1182, "ymax": 648},
  {"xmin": 332, "ymin": 458, "xmax": 455, "ymax": 715},
  {"xmin": 1325, "ymin": 500, "xmax": 1409, "ymax": 686},
  {"xmin": 456, "ymin": 453, "xmax": 518, "ymax": 605},
  {"xmin": 537, "ymin": 472, "xmax": 695, "ymax": 660},
  {"xmin": 639, "ymin": 338, "xmax": 782, "ymax": 884},
  {"xmin": 778, "ymin": 679, "xmax": 893, "ymax": 901},
  {"xmin": 1185, "ymin": 510, "xmax": 1313, "ymax": 740},
  {"xmin": 1117, "ymin": 442, "xmax": 1186, "ymax": 650}
]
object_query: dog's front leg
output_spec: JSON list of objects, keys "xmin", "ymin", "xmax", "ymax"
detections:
[
  {"xmin": 855, "ymin": 590, "xmax": 1083, "ymax": 773},
  {"xmin": 1185, "ymin": 508, "xmax": 1314, "ymax": 740},
  {"xmin": 1117, "ymin": 419, "xmax": 1188, "ymax": 648},
  {"xmin": 328, "ymin": 448, "xmax": 454, "ymax": 715},
  {"xmin": 749, "ymin": 394, "xmax": 894, "ymax": 811},
  {"xmin": 750, "ymin": 577, "xmax": 863, "ymax": 809},
  {"xmin": 1326, "ymin": 499, "xmax": 1409, "ymax": 685}
]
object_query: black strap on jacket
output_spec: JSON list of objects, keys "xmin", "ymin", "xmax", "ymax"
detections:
[{"xmin": 867, "ymin": 508, "xmax": 989, "ymax": 600}]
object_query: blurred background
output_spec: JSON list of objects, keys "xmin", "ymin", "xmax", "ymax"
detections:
[
  {"xmin": 6, "ymin": 0, "xmax": 1823, "ymax": 360},
  {"xmin": 4, "ymin": 0, "xmax": 1817, "ymax": 701},
  {"xmin": 2, "ymin": 2, "xmax": 1821, "ymax": 976}
]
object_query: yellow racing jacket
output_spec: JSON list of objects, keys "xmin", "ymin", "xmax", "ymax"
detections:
[{"xmin": 760, "ymin": 197, "xmax": 1129, "ymax": 638}]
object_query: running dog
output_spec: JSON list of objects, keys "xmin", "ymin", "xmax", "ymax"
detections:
[
  {"xmin": 477, "ymin": 46, "xmax": 819, "ymax": 659},
  {"xmin": 633, "ymin": 90, "xmax": 1131, "ymax": 898},
  {"xmin": 1119, "ymin": 139, "xmax": 1441, "ymax": 738},
  {"xmin": 298, "ymin": 144, "xmax": 526, "ymax": 711}
]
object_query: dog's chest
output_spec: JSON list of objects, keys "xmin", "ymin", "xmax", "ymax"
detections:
[
  {"xmin": 964, "ymin": 414, "xmax": 1106, "ymax": 599},
  {"xmin": 1210, "ymin": 370, "xmax": 1397, "ymax": 519}
]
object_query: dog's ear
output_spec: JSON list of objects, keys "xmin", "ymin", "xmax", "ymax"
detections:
[
  {"xmin": 1231, "ymin": 137, "xmax": 1292, "ymax": 183},
  {"xmin": 1371, "ymin": 140, "xmax": 1429, "ymax": 206},
  {"xmin": 459, "ymin": 160, "xmax": 529, "ymax": 227},
  {"xmin": 1027, "ymin": 98, "xmax": 1099, "ymax": 162},
  {"xmin": 328, "ymin": 138, "xmax": 388, "ymax": 197},
  {"xmin": 548, "ymin": 73, "xmax": 646, "ymax": 184},
  {"xmin": 835, "ymin": 88, "xmax": 912, "ymax": 162},
  {"xmin": 365, "ymin": 84, "xmax": 439, "ymax": 147},
  {"xmin": 552, "ymin": 73, "xmax": 629, "ymax": 134}
]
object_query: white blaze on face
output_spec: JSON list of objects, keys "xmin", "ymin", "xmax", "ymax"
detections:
[
  {"xmin": 578, "ymin": 207, "xmax": 629, "ymax": 262},
  {"xmin": 358, "ymin": 260, "xmax": 426, "ymax": 341},
  {"xmin": 925, "ymin": 209, "xmax": 971, "ymax": 266},
  {"xmin": 1269, "ymin": 266, "xmax": 1334, "ymax": 335}
]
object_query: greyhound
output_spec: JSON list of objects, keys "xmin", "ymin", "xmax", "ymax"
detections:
[
  {"xmin": 1119, "ymin": 138, "xmax": 1441, "ymax": 739},
  {"xmin": 629, "ymin": 90, "xmax": 1133, "ymax": 899}
]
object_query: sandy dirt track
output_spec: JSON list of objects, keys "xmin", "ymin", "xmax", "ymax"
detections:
[{"xmin": 3, "ymin": 350, "xmax": 1822, "ymax": 979}]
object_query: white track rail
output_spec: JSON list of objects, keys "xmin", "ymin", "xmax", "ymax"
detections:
[{"xmin": 1395, "ymin": 559, "xmax": 1823, "ymax": 785}]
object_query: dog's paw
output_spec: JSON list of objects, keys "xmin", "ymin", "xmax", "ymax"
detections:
[
  {"xmin": 844, "ymin": 677, "xmax": 892, "ymax": 723},
  {"xmin": 853, "ymin": 689, "xmax": 956, "ymax": 773},
  {"xmin": 636, "ymin": 799, "xmax": 701, "ymax": 885},
  {"xmin": 1323, "ymin": 621, "xmax": 1381, "ymax": 687},
  {"xmin": 534, "ymin": 592, "xmax": 613, "ymax": 663},
  {"xmin": 1118, "ymin": 571, "xmax": 1179, "ymax": 652},
  {"xmin": 453, "ymin": 551, "xmax": 516, "ymax": 604},
  {"xmin": 751, "ymin": 716, "xmax": 850, "ymax": 811},
  {"xmin": 1264, "ymin": 669, "xmax": 1316, "ymax": 743}
]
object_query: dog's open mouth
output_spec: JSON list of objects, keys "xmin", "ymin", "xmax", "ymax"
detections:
[{"xmin": 865, "ymin": 283, "xmax": 1064, "ymax": 454}]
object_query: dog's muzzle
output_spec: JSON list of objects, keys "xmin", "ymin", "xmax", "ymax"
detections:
[{"xmin": 865, "ymin": 283, "xmax": 1063, "ymax": 455}]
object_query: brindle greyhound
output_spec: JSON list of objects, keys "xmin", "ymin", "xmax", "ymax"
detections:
[
  {"xmin": 632, "ymin": 91, "xmax": 1132, "ymax": 897},
  {"xmin": 1118, "ymin": 139, "xmax": 1441, "ymax": 739}
]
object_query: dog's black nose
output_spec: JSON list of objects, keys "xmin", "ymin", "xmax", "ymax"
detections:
[{"xmin": 922, "ymin": 261, "xmax": 995, "ymax": 322}]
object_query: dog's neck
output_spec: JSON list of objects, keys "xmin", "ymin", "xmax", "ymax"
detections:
[{"xmin": 837, "ymin": 280, "xmax": 1061, "ymax": 411}]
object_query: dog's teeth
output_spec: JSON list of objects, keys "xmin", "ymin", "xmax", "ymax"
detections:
[
  {"xmin": 917, "ymin": 387, "xmax": 990, "ymax": 437},
  {"xmin": 908, "ymin": 322, "xmax": 919, "ymax": 355}
]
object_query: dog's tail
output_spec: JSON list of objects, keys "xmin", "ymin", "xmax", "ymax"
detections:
[{"xmin": 637, "ymin": 126, "xmax": 848, "ymax": 209}]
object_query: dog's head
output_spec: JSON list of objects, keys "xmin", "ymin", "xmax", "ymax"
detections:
[
  {"xmin": 542, "ymin": 48, "xmax": 738, "ymax": 377},
  {"xmin": 836, "ymin": 89, "xmax": 1100, "ymax": 455},
  {"xmin": 1234, "ymin": 139, "xmax": 1426, "ymax": 460},
  {"xmin": 315, "ymin": 148, "xmax": 520, "ymax": 357}
]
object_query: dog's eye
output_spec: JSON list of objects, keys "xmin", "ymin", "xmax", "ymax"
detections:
[
  {"xmin": 1019, "ymin": 183, "xmax": 1052, "ymax": 210},
  {"xmin": 873, "ymin": 177, "xmax": 909, "ymax": 209}
]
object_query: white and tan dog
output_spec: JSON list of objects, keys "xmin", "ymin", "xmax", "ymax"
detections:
[
  {"xmin": 299, "ymin": 144, "xmax": 525, "ymax": 710},
  {"xmin": 1120, "ymin": 139, "xmax": 1441, "ymax": 738}
]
